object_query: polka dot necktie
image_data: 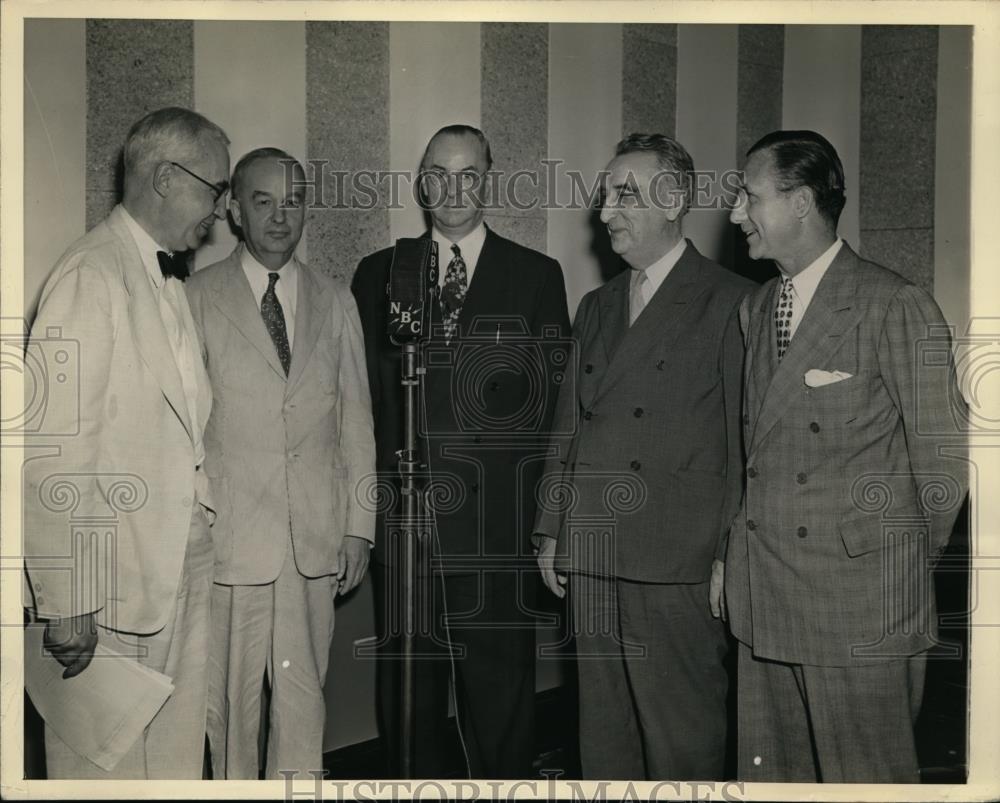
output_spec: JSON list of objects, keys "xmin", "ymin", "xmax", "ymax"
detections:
[
  {"xmin": 440, "ymin": 243, "xmax": 468, "ymax": 342},
  {"xmin": 775, "ymin": 276, "xmax": 794, "ymax": 360},
  {"xmin": 261, "ymin": 272, "xmax": 291, "ymax": 375}
]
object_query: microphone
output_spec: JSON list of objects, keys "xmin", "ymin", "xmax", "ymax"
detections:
[{"xmin": 387, "ymin": 238, "xmax": 439, "ymax": 344}]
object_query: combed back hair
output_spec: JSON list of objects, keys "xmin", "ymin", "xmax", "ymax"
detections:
[
  {"xmin": 421, "ymin": 124, "xmax": 493, "ymax": 170},
  {"xmin": 614, "ymin": 133, "xmax": 695, "ymax": 210},
  {"xmin": 122, "ymin": 107, "xmax": 229, "ymax": 186},
  {"xmin": 231, "ymin": 147, "xmax": 303, "ymax": 198},
  {"xmin": 747, "ymin": 130, "xmax": 846, "ymax": 226}
]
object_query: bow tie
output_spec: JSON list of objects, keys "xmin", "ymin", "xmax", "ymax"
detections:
[{"xmin": 157, "ymin": 250, "xmax": 190, "ymax": 281}]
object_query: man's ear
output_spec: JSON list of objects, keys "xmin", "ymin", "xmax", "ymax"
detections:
[
  {"xmin": 230, "ymin": 197, "xmax": 243, "ymax": 230},
  {"xmin": 151, "ymin": 162, "xmax": 173, "ymax": 199},
  {"xmin": 791, "ymin": 185, "xmax": 815, "ymax": 220}
]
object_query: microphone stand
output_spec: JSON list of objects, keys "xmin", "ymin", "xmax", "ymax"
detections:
[{"xmin": 397, "ymin": 340, "xmax": 423, "ymax": 778}]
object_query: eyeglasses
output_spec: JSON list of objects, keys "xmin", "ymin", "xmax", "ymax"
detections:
[{"xmin": 170, "ymin": 161, "xmax": 229, "ymax": 203}]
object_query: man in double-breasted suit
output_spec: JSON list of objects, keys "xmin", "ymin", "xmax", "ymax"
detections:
[
  {"xmin": 534, "ymin": 133, "xmax": 753, "ymax": 780},
  {"xmin": 185, "ymin": 148, "xmax": 375, "ymax": 779},
  {"xmin": 351, "ymin": 125, "xmax": 570, "ymax": 778},
  {"xmin": 723, "ymin": 130, "xmax": 967, "ymax": 782},
  {"xmin": 23, "ymin": 107, "xmax": 230, "ymax": 778}
]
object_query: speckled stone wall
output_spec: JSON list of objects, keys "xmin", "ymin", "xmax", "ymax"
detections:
[
  {"xmin": 306, "ymin": 22, "xmax": 390, "ymax": 283},
  {"xmin": 85, "ymin": 20, "xmax": 194, "ymax": 229},
  {"xmin": 733, "ymin": 24, "xmax": 784, "ymax": 284},
  {"xmin": 860, "ymin": 26, "xmax": 938, "ymax": 293},
  {"xmin": 737, "ymin": 25, "xmax": 784, "ymax": 162},
  {"xmin": 622, "ymin": 24, "xmax": 677, "ymax": 138},
  {"xmin": 481, "ymin": 23, "xmax": 548, "ymax": 253}
]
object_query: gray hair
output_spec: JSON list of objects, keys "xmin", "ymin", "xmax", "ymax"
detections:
[
  {"xmin": 614, "ymin": 132, "xmax": 694, "ymax": 211},
  {"xmin": 123, "ymin": 107, "xmax": 230, "ymax": 184},
  {"xmin": 231, "ymin": 147, "xmax": 303, "ymax": 198}
]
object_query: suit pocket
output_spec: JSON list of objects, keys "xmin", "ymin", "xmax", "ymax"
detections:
[{"xmin": 838, "ymin": 511, "xmax": 884, "ymax": 557}]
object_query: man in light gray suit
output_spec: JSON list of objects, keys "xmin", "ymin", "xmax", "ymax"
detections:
[
  {"xmin": 534, "ymin": 133, "xmax": 752, "ymax": 780},
  {"xmin": 186, "ymin": 148, "xmax": 375, "ymax": 779},
  {"xmin": 723, "ymin": 130, "xmax": 967, "ymax": 782}
]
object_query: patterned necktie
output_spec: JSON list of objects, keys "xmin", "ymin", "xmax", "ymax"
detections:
[
  {"xmin": 775, "ymin": 276, "xmax": 794, "ymax": 360},
  {"xmin": 629, "ymin": 269, "xmax": 648, "ymax": 326},
  {"xmin": 156, "ymin": 250, "xmax": 190, "ymax": 281},
  {"xmin": 261, "ymin": 272, "xmax": 291, "ymax": 375},
  {"xmin": 440, "ymin": 243, "xmax": 468, "ymax": 342}
]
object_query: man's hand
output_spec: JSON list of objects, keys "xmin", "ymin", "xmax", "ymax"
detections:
[
  {"xmin": 336, "ymin": 535, "xmax": 371, "ymax": 596},
  {"xmin": 43, "ymin": 613, "xmax": 98, "ymax": 679},
  {"xmin": 709, "ymin": 559, "xmax": 726, "ymax": 621},
  {"xmin": 535, "ymin": 535, "xmax": 567, "ymax": 599}
]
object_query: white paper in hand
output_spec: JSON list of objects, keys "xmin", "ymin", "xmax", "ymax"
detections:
[{"xmin": 24, "ymin": 626, "xmax": 174, "ymax": 771}]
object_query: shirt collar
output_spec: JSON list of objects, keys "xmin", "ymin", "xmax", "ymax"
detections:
[
  {"xmin": 120, "ymin": 205, "xmax": 170, "ymax": 289},
  {"xmin": 780, "ymin": 238, "xmax": 843, "ymax": 302},
  {"xmin": 432, "ymin": 221, "xmax": 487, "ymax": 267},
  {"xmin": 239, "ymin": 242, "xmax": 299, "ymax": 278},
  {"xmin": 637, "ymin": 238, "xmax": 688, "ymax": 296}
]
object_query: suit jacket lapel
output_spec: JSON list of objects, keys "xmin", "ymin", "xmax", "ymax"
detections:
[
  {"xmin": 108, "ymin": 207, "xmax": 193, "ymax": 441},
  {"xmin": 209, "ymin": 247, "xmax": 286, "ymax": 380},
  {"xmin": 286, "ymin": 263, "xmax": 331, "ymax": 392},
  {"xmin": 593, "ymin": 242, "xmax": 707, "ymax": 403},
  {"xmin": 745, "ymin": 280, "xmax": 780, "ymax": 446},
  {"xmin": 750, "ymin": 245, "xmax": 865, "ymax": 453},
  {"xmin": 455, "ymin": 228, "xmax": 505, "ymax": 338}
]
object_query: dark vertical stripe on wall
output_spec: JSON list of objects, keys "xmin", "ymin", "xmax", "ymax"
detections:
[
  {"xmin": 306, "ymin": 22, "xmax": 390, "ymax": 283},
  {"xmin": 734, "ymin": 24, "xmax": 784, "ymax": 284},
  {"xmin": 86, "ymin": 20, "xmax": 194, "ymax": 229},
  {"xmin": 481, "ymin": 23, "xmax": 548, "ymax": 253},
  {"xmin": 622, "ymin": 24, "xmax": 677, "ymax": 138},
  {"xmin": 860, "ymin": 26, "xmax": 938, "ymax": 293}
]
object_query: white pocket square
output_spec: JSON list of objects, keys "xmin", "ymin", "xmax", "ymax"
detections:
[{"xmin": 804, "ymin": 368, "xmax": 853, "ymax": 387}]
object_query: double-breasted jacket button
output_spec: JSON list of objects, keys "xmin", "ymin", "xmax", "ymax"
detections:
[
  {"xmin": 796, "ymin": 473, "xmax": 807, "ymax": 484},
  {"xmin": 630, "ymin": 460, "xmax": 641, "ymax": 471},
  {"xmin": 810, "ymin": 422, "xmax": 821, "ymax": 433},
  {"xmin": 747, "ymin": 467, "xmax": 758, "ymax": 478},
  {"xmin": 633, "ymin": 408, "xmax": 643, "ymax": 418},
  {"xmin": 584, "ymin": 364, "xmax": 594, "ymax": 374},
  {"xmin": 747, "ymin": 519, "xmax": 757, "ymax": 531},
  {"xmin": 583, "ymin": 411, "xmax": 593, "ymax": 421},
  {"xmin": 797, "ymin": 526, "xmax": 808, "ymax": 538}
]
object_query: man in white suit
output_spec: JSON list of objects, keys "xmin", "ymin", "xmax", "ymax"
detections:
[
  {"xmin": 185, "ymin": 148, "xmax": 375, "ymax": 779},
  {"xmin": 24, "ymin": 107, "xmax": 230, "ymax": 778}
]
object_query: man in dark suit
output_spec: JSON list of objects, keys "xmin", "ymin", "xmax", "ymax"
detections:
[
  {"xmin": 351, "ymin": 124, "xmax": 570, "ymax": 778},
  {"xmin": 723, "ymin": 130, "xmax": 967, "ymax": 782},
  {"xmin": 533, "ymin": 133, "xmax": 752, "ymax": 780}
]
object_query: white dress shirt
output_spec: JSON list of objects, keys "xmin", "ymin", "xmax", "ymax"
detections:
[
  {"xmin": 631, "ymin": 237, "xmax": 688, "ymax": 306},
  {"xmin": 241, "ymin": 245, "xmax": 299, "ymax": 350},
  {"xmin": 432, "ymin": 222, "xmax": 487, "ymax": 289},
  {"xmin": 779, "ymin": 238, "xmax": 843, "ymax": 339},
  {"xmin": 120, "ymin": 207, "xmax": 206, "ymax": 468}
]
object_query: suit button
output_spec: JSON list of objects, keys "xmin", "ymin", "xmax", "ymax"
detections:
[
  {"xmin": 181, "ymin": 496, "xmax": 192, "ymax": 507},
  {"xmin": 656, "ymin": 360, "xmax": 665, "ymax": 370},
  {"xmin": 630, "ymin": 460, "xmax": 641, "ymax": 471},
  {"xmin": 471, "ymin": 482, "xmax": 479, "ymax": 493},
  {"xmin": 584, "ymin": 364, "xmax": 594, "ymax": 374},
  {"xmin": 747, "ymin": 519, "xmax": 757, "ymax": 531},
  {"xmin": 34, "ymin": 583, "xmax": 42, "ymax": 592},
  {"xmin": 747, "ymin": 467, "xmax": 757, "ymax": 478},
  {"xmin": 797, "ymin": 526, "xmax": 808, "ymax": 538},
  {"xmin": 584, "ymin": 411, "xmax": 593, "ymax": 421},
  {"xmin": 36, "ymin": 597, "xmax": 45, "ymax": 606},
  {"xmin": 796, "ymin": 473, "xmax": 807, "ymax": 484},
  {"xmin": 633, "ymin": 408, "xmax": 643, "ymax": 418},
  {"xmin": 810, "ymin": 422, "xmax": 820, "ymax": 433}
]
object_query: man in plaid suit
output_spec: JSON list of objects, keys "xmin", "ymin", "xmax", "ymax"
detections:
[{"xmin": 721, "ymin": 129, "xmax": 968, "ymax": 782}]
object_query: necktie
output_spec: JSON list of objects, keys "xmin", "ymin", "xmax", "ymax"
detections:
[
  {"xmin": 261, "ymin": 272, "xmax": 291, "ymax": 375},
  {"xmin": 441, "ymin": 243, "xmax": 468, "ymax": 342},
  {"xmin": 629, "ymin": 269, "xmax": 648, "ymax": 326},
  {"xmin": 775, "ymin": 276, "xmax": 794, "ymax": 360},
  {"xmin": 156, "ymin": 250, "xmax": 190, "ymax": 281}
]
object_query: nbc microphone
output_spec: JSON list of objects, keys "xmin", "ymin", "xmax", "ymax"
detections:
[{"xmin": 387, "ymin": 238, "xmax": 438, "ymax": 344}]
